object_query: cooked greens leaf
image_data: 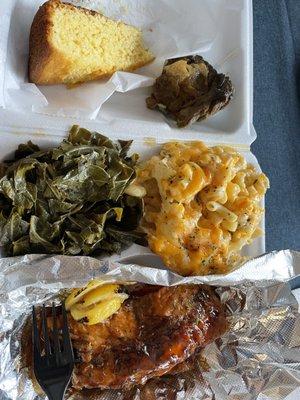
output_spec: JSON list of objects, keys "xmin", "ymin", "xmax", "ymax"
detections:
[
  {"xmin": 106, "ymin": 226, "xmax": 147, "ymax": 247},
  {"xmin": 14, "ymin": 141, "xmax": 40, "ymax": 160},
  {"xmin": 118, "ymin": 140, "xmax": 133, "ymax": 159},
  {"xmin": 0, "ymin": 126, "xmax": 144, "ymax": 256},
  {"xmin": 29, "ymin": 216, "xmax": 62, "ymax": 253},
  {"xmin": 13, "ymin": 236, "xmax": 30, "ymax": 256},
  {"xmin": 0, "ymin": 211, "xmax": 29, "ymax": 249},
  {"xmin": 0, "ymin": 163, "xmax": 7, "ymax": 179}
]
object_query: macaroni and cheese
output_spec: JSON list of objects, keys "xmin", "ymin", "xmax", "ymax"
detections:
[{"xmin": 137, "ymin": 142, "xmax": 269, "ymax": 275}]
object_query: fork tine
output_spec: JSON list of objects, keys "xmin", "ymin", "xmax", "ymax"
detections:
[
  {"xmin": 62, "ymin": 303, "xmax": 74, "ymax": 360},
  {"xmin": 52, "ymin": 302, "xmax": 60, "ymax": 354},
  {"xmin": 42, "ymin": 304, "xmax": 51, "ymax": 358},
  {"xmin": 32, "ymin": 306, "xmax": 41, "ymax": 356}
]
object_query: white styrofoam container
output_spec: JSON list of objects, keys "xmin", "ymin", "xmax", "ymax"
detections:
[{"xmin": 0, "ymin": 0, "xmax": 265, "ymax": 259}]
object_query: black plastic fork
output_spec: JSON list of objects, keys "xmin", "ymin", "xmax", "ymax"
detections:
[{"xmin": 32, "ymin": 303, "xmax": 75, "ymax": 400}]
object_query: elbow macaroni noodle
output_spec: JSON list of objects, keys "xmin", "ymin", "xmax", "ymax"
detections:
[{"xmin": 137, "ymin": 141, "xmax": 270, "ymax": 276}]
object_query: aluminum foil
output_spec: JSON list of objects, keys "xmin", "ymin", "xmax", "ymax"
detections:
[{"xmin": 0, "ymin": 250, "xmax": 300, "ymax": 400}]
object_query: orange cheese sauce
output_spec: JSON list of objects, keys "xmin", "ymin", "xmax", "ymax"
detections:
[{"xmin": 137, "ymin": 142, "xmax": 269, "ymax": 276}]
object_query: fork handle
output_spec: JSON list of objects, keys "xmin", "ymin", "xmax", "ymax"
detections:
[{"xmin": 44, "ymin": 383, "xmax": 68, "ymax": 400}]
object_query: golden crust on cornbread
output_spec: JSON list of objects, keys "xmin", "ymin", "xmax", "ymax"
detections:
[{"xmin": 29, "ymin": 0, "xmax": 154, "ymax": 85}]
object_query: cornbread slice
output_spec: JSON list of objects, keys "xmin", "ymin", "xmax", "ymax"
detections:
[{"xmin": 29, "ymin": 0, "xmax": 154, "ymax": 85}]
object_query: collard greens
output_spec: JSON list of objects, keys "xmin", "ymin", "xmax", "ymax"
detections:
[{"xmin": 0, "ymin": 126, "xmax": 145, "ymax": 256}]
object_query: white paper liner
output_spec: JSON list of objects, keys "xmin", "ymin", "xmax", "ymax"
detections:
[{"xmin": 2, "ymin": 0, "xmax": 215, "ymax": 119}]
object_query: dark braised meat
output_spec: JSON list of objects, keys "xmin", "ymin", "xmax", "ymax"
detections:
[
  {"xmin": 70, "ymin": 284, "xmax": 227, "ymax": 390},
  {"xmin": 146, "ymin": 55, "xmax": 234, "ymax": 127}
]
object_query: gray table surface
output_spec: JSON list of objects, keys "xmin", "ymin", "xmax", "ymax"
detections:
[{"xmin": 252, "ymin": 0, "xmax": 300, "ymax": 251}]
